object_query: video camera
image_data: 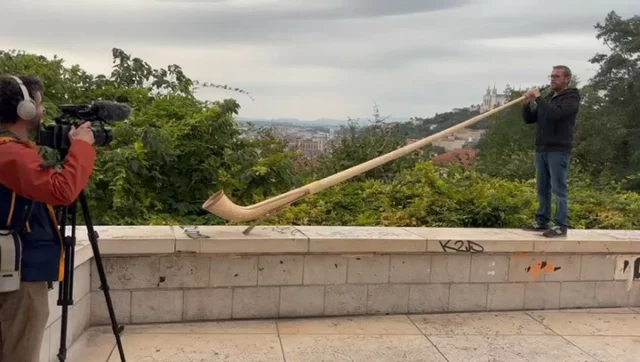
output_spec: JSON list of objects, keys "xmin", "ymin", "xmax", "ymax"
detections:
[{"xmin": 36, "ymin": 100, "xmax": 131, "ymax": 150}]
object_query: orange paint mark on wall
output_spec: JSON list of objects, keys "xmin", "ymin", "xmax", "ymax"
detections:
[{"xmin": 525, "ymin": 261, "xmax": 561, "ymax": 281}]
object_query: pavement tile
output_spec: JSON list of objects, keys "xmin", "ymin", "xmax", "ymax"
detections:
[
  {"xmin": 564, "ymin": 336, "xmax": 640, "ymax": 362},
  {"xmin": 278, "ymin": 315, "xmax": 420, "ymax": 335},
  {"xmin": 528, "ymin": 311, "xmax": 640, "ymax": 336},
  {"xmin": 429, "ymin": 335, "xmax": 598, "ymax": 362},
  {"xmin": 409, "ymin": 312, "xmax": 555, "ymax": 335},
  {"xmin": 122, "ymin": 320, "xmax": 277, "ymax": 334},
  {"xmin": 280, "ymin": 334, "xmax": 446, "ymax": 362},
  {"xmin": 107, "ymin": 334, "xmax": 284, "ymax": 362}
]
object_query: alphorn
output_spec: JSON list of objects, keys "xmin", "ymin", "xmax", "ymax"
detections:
[{"xmin": 203, "ymin": 94, "xmax": 528, "ymax": 222}]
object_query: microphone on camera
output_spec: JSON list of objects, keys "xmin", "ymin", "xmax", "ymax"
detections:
[
  {"xmin": 92, "ymin": 101, "xmax": 132, "ymax": 122},
  {"xmin": 58, "ymin": 101, "xmax": 132, "ymax": 123}
]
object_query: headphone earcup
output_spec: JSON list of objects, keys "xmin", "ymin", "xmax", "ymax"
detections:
[{"xmin": 17, "ymin": 99, "xmax": 36, "ymax": 120}]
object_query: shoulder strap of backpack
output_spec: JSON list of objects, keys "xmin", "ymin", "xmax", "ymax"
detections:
[{"xmin": 0, "ymin": 131, "xmax": 36, "ymax": 234}]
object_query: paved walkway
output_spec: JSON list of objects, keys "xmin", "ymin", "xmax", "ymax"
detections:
[{"xmin": 67, "ymin": 308, "xmax": 640, "ymax": 361}]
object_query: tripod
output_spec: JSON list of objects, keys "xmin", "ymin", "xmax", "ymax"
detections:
[{"xmin": 52, "ymin": 152, "xmax": 126, "ymax": 361}]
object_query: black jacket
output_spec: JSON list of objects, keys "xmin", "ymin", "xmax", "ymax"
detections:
[{"xmin": 522, "ymin": 88, "xmax": 580, "ymax": 153}]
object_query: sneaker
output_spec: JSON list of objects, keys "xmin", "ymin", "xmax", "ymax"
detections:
[
  {"xmin": 542, "ymin": 226, "xmax": 567, "ymax": 238},
  {"xmin": 522, "ymin": 222, "xmax": 549, "ymax": 232}
]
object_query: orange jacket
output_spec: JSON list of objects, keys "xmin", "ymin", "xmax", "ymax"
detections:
[{"xmin": 0, "ymin": 135, "xmax": 96, "ymax": 282}]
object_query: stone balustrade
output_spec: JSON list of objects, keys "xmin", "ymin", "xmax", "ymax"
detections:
[{"xmin": 39, "ymin": 225, "xmax": 640, "ymax": 362}]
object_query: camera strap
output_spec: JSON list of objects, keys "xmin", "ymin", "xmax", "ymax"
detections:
[{"xmin": 0, "ymin": 131, "xmax": 36, "ymax": 235}]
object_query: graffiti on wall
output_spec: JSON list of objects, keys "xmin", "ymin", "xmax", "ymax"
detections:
[
  {"xmin": 525, "ymin": 261, "xmax": 561, "ymax": 281},
  {"xmin": 179, "ymin": 225, "xmax": 210, "ymax": 239},
  {"xmin": 439, "ymin": 240, "xmax": 485, "ymax": 253}
]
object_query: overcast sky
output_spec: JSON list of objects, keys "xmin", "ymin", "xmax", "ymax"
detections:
[{"xmin": 1, "ymin": 0, "xmax": 638, "ymax": 120}]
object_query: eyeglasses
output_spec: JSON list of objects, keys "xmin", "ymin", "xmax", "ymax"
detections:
[{"xmin": 548, "ymin": 75, "xmax": 563, "ymax": 79}]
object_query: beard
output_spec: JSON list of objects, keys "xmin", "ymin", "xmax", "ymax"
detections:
[{"xmin": 27, "ymin": 116, "xmax": 42, "ymax": 134}]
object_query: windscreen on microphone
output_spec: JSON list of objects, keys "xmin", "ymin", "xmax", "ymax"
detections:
[{"xmin": 91, "ymin": 101, "xmax": 132, "ymax": 122}]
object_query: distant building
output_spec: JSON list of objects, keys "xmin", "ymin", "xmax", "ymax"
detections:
[
  {"xmin": 481, "ymin": 84, "xmax": 511, "ymax": 112},
  {"xmin": 287, "ymin": 137, "xmax": 328, "ymax": 159},
  {"xmin": 431, "ymin": 129, "xmax": 486, "ymax": 152},
  {"xmin": 432, "ymin": 148, "xmax": 478, "ymax": 167}
]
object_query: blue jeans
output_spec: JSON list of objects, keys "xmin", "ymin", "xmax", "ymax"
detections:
[{"xmin": 535, "ymin": 151, "xmax": 570, "ymax": 228}]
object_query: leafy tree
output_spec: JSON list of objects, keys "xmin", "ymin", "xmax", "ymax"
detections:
[
  {"xmin": 312, "ymin": 104, "xmax": 437, "ymax": 181},
  {"xmin": 473, "ymin": 88, "xmax": 539, "ymax": 180},
  {"xmin": 0, "ymin": 48, "xmax": 298, "ymax": 225},
  {"xmin": 573, "ymin": 11, "xmax": 640, "ymax": 189}
]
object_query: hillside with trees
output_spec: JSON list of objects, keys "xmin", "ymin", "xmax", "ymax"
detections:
[{"xmin": 1, "ymin": 10, "xmax": 638, "ymax": 229}]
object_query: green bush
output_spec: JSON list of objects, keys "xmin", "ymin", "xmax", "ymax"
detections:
[{"xmin": 271, "ymin": 161, "xmax": 640, "ymax": 229}]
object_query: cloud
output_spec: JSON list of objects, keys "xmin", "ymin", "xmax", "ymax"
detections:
[
  {"xmin": 156, "ymin": 0, "xmax": 473, "ymax": 19},
  {"xmin": 0, "ymin": 0, "xmax": 639, "ymax": 120}
]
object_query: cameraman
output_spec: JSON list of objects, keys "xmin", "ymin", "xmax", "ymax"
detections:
[{"xmin": 0, "ymin": 74, "xmax": 95, "ymax": 362}]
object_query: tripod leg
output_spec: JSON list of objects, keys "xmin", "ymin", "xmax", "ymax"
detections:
[
  {"xmin": 57, "ymin": 203, "xmax": 75, "ymax": 362},
  {"xmin": 77, "ymin": 191, "xmax": 126, "ymax": 362}
]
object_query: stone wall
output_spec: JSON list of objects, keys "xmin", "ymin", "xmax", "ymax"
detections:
[{"xmin": 80, "ymin": 225, "xmax": 640, "ymax": 325}]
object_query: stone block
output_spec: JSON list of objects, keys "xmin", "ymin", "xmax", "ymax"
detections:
[
  {"xmin": 534, "ymin": 239, "xmax": 632, "ymax": 253},
  {"xmin": 613, "ymin": 255, "xmax": 640, "ymax": 280},
  {"xmin": 131, "ymin": 290, "xmax": 183, "ymax": 324},
  {"xmin": 580, "ymin": 255, "xmax": 616, "ymax": 281},
  {"xmin": 72, "ymin": 260, "xmax": 92, "ymax": 301},
  {"xmin": 408, "ymin": 284, "xmax": 449, "ymax": 313},
  {"xmin": 487, "ymin": 283, "xmax": 525, "ymax": 311},
  {"xmin": 523, "ymin": 282, "xmax": 561, "ymax": 310},
  {"xmin": 298, "ymin": 226, "xmax": 426, "ymax": 253},
  {"xmin": 347, "ymin": 255, "xmax": 389, "ymax": 284},
  {"xmin": 431, "ymin": 255, "xmax": 471, "ymax": 283},
  {"xmin": 94, "ymin": 225, "xmax": 176, "ymax": 255},
  {"xmin": 629, "ymin": 283, "xmax": 640, "ymax": 307},
  {"xmin": 210, "ymin": 256, "xmax": 258, "ymax": 287},
  {"xmin": 367, "ymin": 284, "xmax": 409, "ymax": 314},
  {"xmin": 560, "ymin": 282, "xmax": 596, "ymax": 309},
  {"xmin": 175, "ymin": 236, "xmax": 201, "ymax": 254},
  {"xmin": 543, "ymin": 255, "xmax": 581, "ymax": 281},
  {"xmin": 174, "ymin": 225, "xmax": 308, "ymax": 254},
  {"xmin": 389, "ymin": 255, "xmax": 431, "ymax": 283},
  {"xmin": 469, "ymin": 254, "xmax": 509, "ymax": 283},
  {"xmin": 449, "ymin": 284, "xmax": 488, "ymax": 312},
  {"xmin": 509, "ymin": 255, "xmax": 548, "ymax": 282},
  {"xmin": 303, "ymin": 255, "xmax": 347, "ymax": 285},
  {"xmin": 324, "ymin": 285, "xmax": 367, "ymax": 316},
  {"xmin": 429, "ymin": 240, "xmax": 534, "ymax": 253},
  {"xmin": 594, "ymin": 281, "xmax": 630, "ymax": 308},
  {"xmin": 90, "ymin": 290, "xmax": 132, "ymax": 325},
  {"xmin": 279, "ymin": 286, "xmax": 325, "ymax": 317},
  {"xmin": 258, "ymin": 255, "xmax": 304, "ymax": 285},
  {"xmin": 183, "ymin": 288, "xmax": 233, "ymax": 320},
  {"xmin": 232, "ymin": 287, "xmax": 280, "ymax": 319},
  {"xmin": 73, "ymin": 240, "xmax": 94, "ymax": 269},
  {"xmin": 92, "ymin": 256, "xmax": 160, "ymax": 291},
  {"xmin": 69, "ymin": 294, "xmax": 91, "ymax": 346},
  {"xmin": 158, "ymin": 255, "xmax": 210, "ymax": 288},
  {"xmin": 408, "ymin": 227, "xmax": 534, "ymax": 253}
]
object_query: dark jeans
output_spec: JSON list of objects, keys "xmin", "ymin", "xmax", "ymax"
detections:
[{"xmin": 535, "ymin": 151, "xmax": 570, "ymax": 229}]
